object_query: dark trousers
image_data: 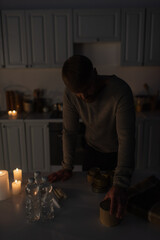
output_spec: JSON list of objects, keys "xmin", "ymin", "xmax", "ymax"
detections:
[{"xmin": 82, "ymin": 144, "xmax": 117, "ymax": 171}]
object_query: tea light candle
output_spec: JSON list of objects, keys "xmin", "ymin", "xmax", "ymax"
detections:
[
  {"xmin": 12, "ymin": 180, "xmax": 21, "ymax": 195},
  {"xmin": 8, "ymin": 110, "xmax": 12, "ymax": 116},
  {"xmin": 12, "ymin": 110, "xmax": 17, "ymax": 116},
  {"xmin": 0, "ymin": 170, "xmax": 10, "ymax": 201},
  {"xmin": 13, "ymin": 168, "xmax": 22, "ymax": 181}
]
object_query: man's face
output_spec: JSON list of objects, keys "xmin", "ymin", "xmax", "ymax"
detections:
[{"xmin": 74, "ymin": 72, "xmax": 98, "ymax": 103}]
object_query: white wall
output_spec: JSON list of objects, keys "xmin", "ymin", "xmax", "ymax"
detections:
[{"xmin": 0, "ymin": 42, "xmax": 160, "ymax": 110}]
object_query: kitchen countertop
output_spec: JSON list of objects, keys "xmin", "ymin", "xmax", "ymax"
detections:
[
  {"xmin": 0, "ymin": 111, "xmax": 160, "ymax": 121},
  {"xmin": 0, "ymin": 170, "xmax": 160, "ymax": 240}
]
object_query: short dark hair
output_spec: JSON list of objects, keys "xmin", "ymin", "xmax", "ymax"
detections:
[{"xmin": 62, "ymin": 55, "xmax": 93, "ymax": 92}]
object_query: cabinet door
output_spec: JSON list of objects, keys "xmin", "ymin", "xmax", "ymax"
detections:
[
  {"xmin": 26, "ymin": 10, "xmax": 51, "ymax": 68},
  {"xmin": 73, "ymin": 9, "xmax": 121, "ymax": 42},
  {"xmin": 143, "ymin": 119, "xmax": 160, "ymax": 170},
  {"xmin": 0, "ymin": 124, "xmax": 5, "ymax": 169},
  {"xmin": 2, "ymin": 10, "xmax": 27, "ymax": 68},
  {"xmin": 135, "ymin": 118, "xmax": 145, "ymax": 169},
  {"xmin": 144, "ymin": 9, "xmax": 160, "ymax": 66},
  {"xmin": 121, "ymin": 8, "xmax": 145, "ymax": 66},
  {"xmin": 1, "ymin": 121, "xmax": 27, "ymax": 171},
  {"xmin": 25, "ymin": 121, "xmax": 50, "ymax": 172},
  {"xmin": 0, "ymin": 17, "xmax": 5, "ymax": 68},
  {"xmin": 49, "ymin": 9, "xmax": 73, "ymax": 67}
]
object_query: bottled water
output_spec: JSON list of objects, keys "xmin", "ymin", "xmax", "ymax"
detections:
[
  {"xmin": 34, "ymin": 171, "xmax": 41, "ymax": 185},
  {"xmin": 40, "ymin": 176, "xmax": 55, "ymax": 221},
  {"xmin": 25, "ymin": 177, "xmax": 40, "ymax": 223}
]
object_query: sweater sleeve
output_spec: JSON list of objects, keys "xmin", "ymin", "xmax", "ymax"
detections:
[
  {"xmin": 113, "ymin": 85, "xmax": 136, "ymax": 188},
  {"xmin": 62, "ymin": 88, "xmax": 80, "ymax": 170}
]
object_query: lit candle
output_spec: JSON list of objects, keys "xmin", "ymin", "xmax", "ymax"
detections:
[
  {"xmin": 0, "ymin": 170, "xmax": 10, "ymax": 201},
  {"xmin": 12, "ymin": 180, "xmax": 21, "ymax": 195},
  {"xmin": 13, "ymin": 168, "xmax": 22, "ymax": 181},
  {"xmin": 8, "ymin": 110, "xmax": 12, "ymax": 116},
  {"xmin": 12, "ymin": 110, "xmax": 17, "ymax": 116}
]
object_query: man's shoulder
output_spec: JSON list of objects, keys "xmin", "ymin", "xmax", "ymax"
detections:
[{"xmin": 108, "ymin": 75, "xmax": 132, "ymax": 94}]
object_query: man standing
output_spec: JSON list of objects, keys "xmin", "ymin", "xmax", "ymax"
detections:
[{"xmin": 48, "ymin": 55, "xmax": 135, "ymax": 219}]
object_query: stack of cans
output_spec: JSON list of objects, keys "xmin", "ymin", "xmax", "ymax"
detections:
[
  {"xmin": 87, "ymin": 168, "xmax": 114, "ymax": 193},
  {"xmin": 92, "ymin": 174, "xmax": 110, "ymax": 193},
  {"xmin": 87, "ymin": 167, "xmax": 101, "ymax": 184}
]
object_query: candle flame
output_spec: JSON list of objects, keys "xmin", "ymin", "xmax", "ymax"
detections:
[
  {"xmin": 15, "ymin": 180, "xmax": 18, "ymax": 183},
  {"xmin": 13, "ymin": 110, "xmax": 16, "ymax": 113},
  {"xmin": 16, "ymin": 168, "xmax": 18, "ymax": 171},
  {"xmin": 0, "ymin": 171, "xmax": 2, "ymax": 174}
]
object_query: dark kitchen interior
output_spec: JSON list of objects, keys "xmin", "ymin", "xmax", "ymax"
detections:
[{"xmin": 0, "ymin": 0, "xmax": 160, "ymax": 239}]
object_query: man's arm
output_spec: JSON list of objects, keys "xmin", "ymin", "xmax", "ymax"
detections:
[
  {"xmin": 104, "ymin": 84, "xmax": 135, "ymax": 219},
  {"xmin": 48, "ymin": 88, "xmax": 79, "ymax": 182}
]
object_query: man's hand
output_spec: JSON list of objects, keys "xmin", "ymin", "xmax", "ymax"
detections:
[
  {"xmin": 104, "ymin": 185, "xmax": 128, "ymax": 219},
  {"xmin": 48, "ymin": 169, "xmax": 72, "ymax": 183}
]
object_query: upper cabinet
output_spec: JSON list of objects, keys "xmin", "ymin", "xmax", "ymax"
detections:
[
  {"xmin": 25, "ymin": 10, "xmax": 51, "ymax": 68},
  {"xmin": 121, "ymin": 8, "xmax": 160, "ymax": 66},
  {"xmin": 2, "ymin": 11, "xmax": 28, "ymax": 68},
  {"xmin": 73, "ymin": 9, "xmax": 121, "ymax": 42},
  {"xmin": 1, "ymin": 9, "xmax": 73, "ymax": 68},
  {"xmin": 144, "ymin": 9, "xmax": 160, "ymax": 66},
  {"xmin": 48, "ymin": 10, "xmax": 73, "ymax": 67},
  {"xmin": 121, "ymin": 8, "xmax": 145, "ymax": 66},
  {"xmin": 0, "ymin": 17, "xmax": 5, "ymax": 68}
]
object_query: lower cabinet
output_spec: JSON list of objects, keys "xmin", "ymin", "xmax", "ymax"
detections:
[
  {"xmin": 135, "ymin": 116, "xmax": 160, "ymax": 171},
  {"xmin": 0, "ymin": 120, "xmax": 27, "ymax": 171},
  {"xmin": 25, "ymin": 120, "xmax": 50, "ymax": 172},
  {"xmin": 143, "ymin": 119, "xmax": 160, "ymax": 170},
  {"xmin": 1, "ymin": 117, "xmax": 160, "ymax": 172}
]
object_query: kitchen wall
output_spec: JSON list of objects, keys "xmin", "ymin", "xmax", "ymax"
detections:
[
  {"xmin": 0, "ymin": 42, "xmax": 160, "ymax": 110},
  {"xmin": 0, "ymin": 0, "xmax": 160, "ymax": 110}
]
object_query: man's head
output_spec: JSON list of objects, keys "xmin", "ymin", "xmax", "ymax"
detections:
[{"xmin": 62, "ymin": 55, "xmax": 98, "ymax": 102}]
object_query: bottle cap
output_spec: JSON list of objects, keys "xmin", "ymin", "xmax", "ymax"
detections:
[
  {"xmin": 41, "ymin": 176, "xmax": 48, "ymax": 183},
  {"xmin": 28, "ymin": 177, "xmax": 34, "ymax": 183},
  {"xmin": 34, "ymin": 171, "xmax": 41, "ymax": 178}
]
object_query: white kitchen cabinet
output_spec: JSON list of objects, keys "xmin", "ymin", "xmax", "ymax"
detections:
[
  {"xmin": 121, "ymin": 8, "xmax": 160, "ymax": 66},
  {"xmin": 73, "ymin": 9, "xmax": 121, "ymax": 42},
  {"xmin": 0, "ymin": 17, "xmax": 5, "ymax": 68},
  {"xmin": 25, "ymin": 10, "xmax": 51, "ymax": 68},
  {"xmin": 48, "ymin": 9, "xmax": 73, "ymax": 67},
  {"xmin": 121, "ymin": 8, "xmax": 145, "ymax": 66},
  {"xmin": 25, "ymin": 120, "xmax": 50, "ymax": 172},
  {"xmin": 135, "ymin": 116, "xmax": 145, "ymax": 169},
  {"xmin": 1, "ymin": 9, "xmax": 73, "ymax": 68},
  {"xmin": 2, "ymin": 10, "xmax": 28, "ymax": 68},
  {"xmin": 144, "ymin": 8, "xmax": 160, "ymax": 66},
  {"xmin": 0, "ymin": 123, "xmax": 5, "ymax": 169},
  {"xmin": 0, "ymin": 120, "xmax": 27, "ymax": 171},
  {"xmin": 143, "ymin": 118, "xmax": 160, "ymax": 170}
]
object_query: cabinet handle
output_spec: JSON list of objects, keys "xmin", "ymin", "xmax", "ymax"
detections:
[
  {"xmin": 26, "ymin": 65, "xmax": 29, "ymax": 68},
  {"xmin": 97, "ymin": 38, "xmax": 100, "ymax": 42}
]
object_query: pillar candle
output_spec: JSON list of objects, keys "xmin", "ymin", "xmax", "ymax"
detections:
[
  {"xmin": 0, "ymin": 170, "xmax": 10, "ymax": 201},
  {"xmin": 12, "ymin": 180, "xmax": 21, "ymax": 195},
  {"xmin": 13, "ymin": 168, "xmax": 22, "ymax": 181}
]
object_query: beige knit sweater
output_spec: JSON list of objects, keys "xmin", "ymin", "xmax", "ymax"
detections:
[{"xmin": 62, "ymin": 75, "xmax": 136, "ymax": 188}]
